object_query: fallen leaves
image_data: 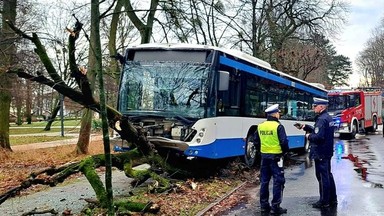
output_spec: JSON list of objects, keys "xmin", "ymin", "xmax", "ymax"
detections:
[
  {"xmin": 1, "ymin": 141, "xmax": 259, "ymax": 216},
  {"xmin": 0, "ymin": 141, "xmax": 105, "ymax": 194}
]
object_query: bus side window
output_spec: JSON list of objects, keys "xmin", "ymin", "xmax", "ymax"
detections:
[{"xmin": 217, "ymin": 69, "xmax": 240, "ymax": 116}]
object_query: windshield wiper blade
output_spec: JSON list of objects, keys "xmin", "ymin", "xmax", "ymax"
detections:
[{"xmin": 174, "ymin": 115, "xmax": 195, "ymax": 126}]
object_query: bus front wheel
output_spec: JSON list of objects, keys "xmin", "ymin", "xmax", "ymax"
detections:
[
  {"xmin": 244, "ymin": 128, "xmax": 260, "ymax": 167},
  {"xmin": 298, "ymin": 134, "xmax": 310, "ymax": 155}
]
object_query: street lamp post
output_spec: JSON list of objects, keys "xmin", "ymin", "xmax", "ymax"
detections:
[{"xmin": 60, "ymin": 94, "xmax": 64, "ymax": 137}]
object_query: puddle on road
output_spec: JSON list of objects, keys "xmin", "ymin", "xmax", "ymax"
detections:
[
  {"xmin": 286, "ymin": 138, "xmax": 384, "ymax": 188},
  {"xmin": 337, "ymin": 138, "xmax": 384, "ymax": 189}
]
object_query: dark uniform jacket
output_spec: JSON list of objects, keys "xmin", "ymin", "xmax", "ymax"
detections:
[
  {"xmin": 303, "ymin": 110, "xmax": 334, "ymax": 159},
  {"xmin": 254, "ymin": 116, "xmax": 289, "ymax": 159}
]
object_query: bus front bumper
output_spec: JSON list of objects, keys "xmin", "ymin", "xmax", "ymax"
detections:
[{"xmin": 148, "ymin": 136, "xmax": 189, "ymax": 151}]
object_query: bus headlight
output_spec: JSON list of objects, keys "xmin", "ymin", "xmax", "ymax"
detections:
[
  {"xmin": 198, "ymin": 128, "xmax": 206, "ymax": 136},
  {"xmin": 195, "ymin": 128, "xmax": 205, "ymax": 144},
  {"xmin": 198, "ymin": 129, "xmax": 206, "ymax": 138}
]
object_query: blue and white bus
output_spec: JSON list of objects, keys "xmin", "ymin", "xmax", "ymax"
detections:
[{"xmin": 117, "ymin": 43, "xmax": 328, "ymax": 166}]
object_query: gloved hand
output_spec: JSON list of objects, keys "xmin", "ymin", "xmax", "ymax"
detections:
[{"xmin": 294, "ymin": 122, "xmax": 303, "ymax": 129}]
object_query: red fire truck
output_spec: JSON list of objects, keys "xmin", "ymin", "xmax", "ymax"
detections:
[{"xmin": 328, "ymin": 88, "xmax": 383, "ymax": 139}]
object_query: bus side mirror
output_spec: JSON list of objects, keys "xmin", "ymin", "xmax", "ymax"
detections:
[
  {"xmin": 110, "ymin": 53, "xmax": 125, "ymax": 65},
  {"xmin": 219, "ymin": 71, "xmax": 229, "ymax": 91}
]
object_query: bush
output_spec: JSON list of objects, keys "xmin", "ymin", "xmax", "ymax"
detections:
[{"xmin": 92, "ymin": 119, "xmax": 102, "ymax": 131}]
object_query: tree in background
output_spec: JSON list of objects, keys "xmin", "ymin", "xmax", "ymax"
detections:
[
  {"xmin": 276, "ymin": 38, "xmax": 327, "ymax": 81},
  {"xmin": 1, "ymin": 0, "xmax": 354, "ymax": 153},
  {"xmin": 325, "ymin": 37, "xmax": 352, "ymax": 88},
  {"xmin": 357, "ymin": 19, "xmax": 384, "ymax": 87},
  {"xmin": 155, "ymin": 0, "xmax": 348, "ymax": 84},
  {"xmin": 0, "ymin": 0, "xmax": 17, "ymax": 150},
  {"xmin": 160, "ymin": 0, "xmax": 231, "ymax": 45},
  {"xmin": 122, "ymin": 0, "xmax": 159, "ymax": 44}
]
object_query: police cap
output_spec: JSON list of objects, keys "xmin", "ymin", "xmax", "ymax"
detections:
[
  {"xmin": 265, "ymin": 104, "xmax": 280, "ymax": 114},
  {"xmin": 313, "ymin": 97, "xmax": 329, "ymax": 105}
]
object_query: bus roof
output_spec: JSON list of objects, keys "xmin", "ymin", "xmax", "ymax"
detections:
[{"xmin": 128, "ymin": 43, "xmax": 327, "ymax": 93}]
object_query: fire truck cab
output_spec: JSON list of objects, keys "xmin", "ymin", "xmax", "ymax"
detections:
[{"xmin": 328, "ymin": 88, "xmax": 382, "ymax": 139}]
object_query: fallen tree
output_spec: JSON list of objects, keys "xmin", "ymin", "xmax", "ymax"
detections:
[
  {"xmin": 0, "ymin": 148, "xmax": 176, "ymax": 213},
  {"xmin": 5, "ymin": 19, "xmax": 147, "ymax": 156},
  {"xmin": 1, "ymin": 19, "xmax": 179, "ymax": 213}
]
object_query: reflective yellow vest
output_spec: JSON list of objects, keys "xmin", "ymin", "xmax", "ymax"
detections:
[{"xmin": 258, "ymin": 121, "xmax": 282, "ymax": 154}]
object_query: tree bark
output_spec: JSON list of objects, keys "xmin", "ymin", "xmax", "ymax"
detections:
[
  {"xmin": 90, "ymin": 0, "xmax": 114, "ymax": 214},
  {"xmin": 26, "ymin": 80, "xmax": 32, "ymax": 124},
  {"xmin": 108, "ymin": 0, "xmax": 124, "ymax": 80},
  {"xmin": 0, "ymin": 0, "xmax": 17, "ymax": 150},
  {"xmin": 0, "ymin": 151, "xmax": 162, "ymax": 213},
  {"xmin": 3, "ymin": 17, "xmax": 178, "ymax": 213},
  {"xmin": 123, "ymin": 0, "xmax": 159, "ymax": 44},
  {"xmin": 43, "ymin": 98, "xmax": 61, "ymax": 131},
  {"xmin": 75, "ymin": 109, "xmax": 92, "ymax": 154}
]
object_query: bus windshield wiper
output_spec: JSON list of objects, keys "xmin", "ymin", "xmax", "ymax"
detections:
[{"xmin": 174, "ymin": 115, "xmax": 195, "ymax": 126}]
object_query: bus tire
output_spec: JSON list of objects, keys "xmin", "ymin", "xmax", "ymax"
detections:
[
  {"xmin": 244, "ymin": 126, "xmax": 260, "ymax": 167},
  {"xmin": 298, "ymin": 134, "xmax": 310, "ymax": 155}
]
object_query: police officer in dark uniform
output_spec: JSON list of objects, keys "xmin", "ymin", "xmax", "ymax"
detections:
[
  {"xmin": 254, "ymin": 104, "xmax": 289, "ymax": 214},
  {"xmin": 295, "ymin": 97, "xmax": 337, "ymax": 208}
]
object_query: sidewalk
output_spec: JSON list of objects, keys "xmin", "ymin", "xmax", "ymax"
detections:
[
  {"xmin": 11, "ymin": 134, "xmax": 103, "ymax": 151},
  {"xmin": 0, "ymin": 170, "xmax": 131, "ymax": 216}
]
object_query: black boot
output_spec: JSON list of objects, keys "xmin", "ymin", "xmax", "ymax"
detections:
[{"xmin": 271, "ymin": 207, "xmax": 287, "ymax": 215}]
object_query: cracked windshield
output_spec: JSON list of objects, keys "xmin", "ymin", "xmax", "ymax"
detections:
[{"xmin": 119, "ymin": 61, "xmax": 211, "ymax": 119}]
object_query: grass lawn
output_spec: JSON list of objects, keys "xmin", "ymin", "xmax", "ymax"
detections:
[
  {"xmin": 10, "ymin": 127, "xmax": 80, "ymax": 135},
  {"xmin": 10, "ymin": 135, "xmax": 75, "ymax": 146},
  {"xmin": 10, "ymin": 119, "xmax": 81, "ymax": 128},
  {"xmin": 9, "ymin": 120, "xmax": 81, "ymax": 145}
]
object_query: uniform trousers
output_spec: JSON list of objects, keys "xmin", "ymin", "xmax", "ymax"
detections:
[
  {"xmin": 260, "ymin": 155, "xmax": 285, "ymax": 209},
  {"xmin": 314, "ymin": 158, "xmax": 337, "ymax": 204}
]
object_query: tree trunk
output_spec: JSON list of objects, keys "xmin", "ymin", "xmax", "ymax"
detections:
[
  {"xmin": 15, "ymin": 80, "xmax": 23, "ymax": 125},
  {"xmin": 75, "ymin": 109, "xmax": 92, "ymax": 154},
  {"xmin": 108, "ymin": 0, "xmax": 123, "ymax": 81},
  {"xmin": 26, "ymin": 80, "xmax": 32, "ymax": 124},
  {"xmin": 4, "ymin": 18, "xmax": 160, "ymax": 211},
  {"xmin": 91, "ymin": 0, "xmax": 114, "ymax": 214},
  {"xmin": 73, "ymin": 0, "xmax": 100, "ymax": 156},
  {"xmin": 44, "ymin": 98, "xmax": 61, "ymax": 131},
  {"xmin": 0, "ymin": 0, "xmax": 17, "ymax": 150},
  {"xmin": 0, "ymin": 91, "xmax": 12, "ymax": 150},
  {"xmin": 123, "ymin": 0, "xmax": 159, "ymax": 44}
]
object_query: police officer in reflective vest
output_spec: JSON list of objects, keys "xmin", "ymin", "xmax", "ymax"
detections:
[
  {"xmin": 295, "ymin": 97, "xmax": 337, "ymax": 209},
  {"xmin": 254, "ymin": 104, "xmax": 289, "ymax": 214}
]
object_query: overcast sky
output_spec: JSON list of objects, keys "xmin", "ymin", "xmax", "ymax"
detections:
[{"xmin": 332, "ymin": 0, "xmax": 384, "ymax": 87}]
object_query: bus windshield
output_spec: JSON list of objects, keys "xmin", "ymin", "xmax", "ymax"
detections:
[{"xmin": 119, "ymin": 61, "xmax": 211, "ymax": 119}]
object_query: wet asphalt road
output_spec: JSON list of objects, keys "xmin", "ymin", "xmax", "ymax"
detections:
[{"xmin": 225, "ymin": 131, "xmax": 384, "ymax": 216}]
